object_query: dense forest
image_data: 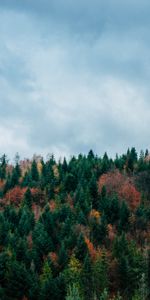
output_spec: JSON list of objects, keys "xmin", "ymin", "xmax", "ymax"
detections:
[{"xmin": 0, "ymin": 148, "xmax": 150, "ymax": 300}]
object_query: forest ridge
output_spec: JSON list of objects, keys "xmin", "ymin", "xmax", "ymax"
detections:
[{"xmin": 0, "ymin": 148, "xmax": 150, "ymax": 300}]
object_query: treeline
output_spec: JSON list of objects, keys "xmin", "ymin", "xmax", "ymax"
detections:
[{"xmin": 0, "ymin": 148, "xmax": 150, "ymax": 299}]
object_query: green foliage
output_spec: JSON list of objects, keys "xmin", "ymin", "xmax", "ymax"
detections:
[
  {"xmin": 118, "ymin": 201, "xmax": 130, "ymax": 232},
  {"xmin": 99, "ymin": 289, "xmax": 109, "ymax": 300},
  {"xmin": 81, "ymin": 254, "xmax": 94, "ymax": 300},
  {"xmin": 23, "ymin": 188, "xmax": 32, "ymax": 208},
  {"xmin": 93, "ymin": 253, "xmax": 108, "ymax": 298},
  {"xmin": 31, "ymin": 159, "xmax": 39, "ymax": 183},
  {"xmin": 32, "ymin": 222, "xmax": 54, "ymax": 256},
  {"xmin": 0, "ymin": 154, "xmax": 7, "ymax": 180},
  {"xmin": 66, "ymin": 284, "xmax": 82, "ymax": 300},
  {"xmin": 75, "ymin": 233, "xmax": 88, "ymax": 262},
  {"xmin": 0, "ymin": 148, "xmax": 150, "ymax": 299}
]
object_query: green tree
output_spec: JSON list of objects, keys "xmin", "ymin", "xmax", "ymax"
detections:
[
  {"xmin": 58, "ymin": 242, "xmax": 68, "ymax": 271},
  {"xmin": 93, "ymin": 253, "xmax": 108, "ymax": 298},
  {"xmin": 81, "ymin": 254, "xmax": 94, "ymax": 300},
  {"xmin": 5, "ymin": 260, "xmax": 31, "ymax": 300},
  {"xmin": 89, "ymin": 174, "xmax": 99, "ymax": 210},
  {"xmin": 32, "ymin": 222, "xmax": 53, "ymax": 257},
  {"xmin": 99, "ymin": 289, "xmax": 109, "ymax": 300},
  {"xmin": 18, "ymin": 207, "xmax": 35, "ymax": 236},
  {"xmin": 0, "ymin": 154, "xmax": 7, "ymax": 180},
  {"xmin": 75, "ymin": 233, "xmax": 88, "ymax": 262},
  {"xmin": 31, "ymin": 159, "xmax": 39, "ymax": 182},
  {"xmin": 66, "ymin": 284, "xmax": 82, "ymax": 300},
  {"xmin": 118, "ymin": 201, "xmax": 130, "ymax": 232},
  {"xmin": 23, "ymin": 188, "xmax": 32, "ymax": 209}
]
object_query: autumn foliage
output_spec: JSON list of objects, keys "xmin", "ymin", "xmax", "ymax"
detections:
[
  {"xmin": 4, "ymin": 186, "xmax": 27, "ymax": 206},
  {"xmin": 85, "ymin": 237, "xmax": 97, "ymax": 260},
  {"xmin": 98, "ymin": 170, "xmax": 141, "ymax": 209}
]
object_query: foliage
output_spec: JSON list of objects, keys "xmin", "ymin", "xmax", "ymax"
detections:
[{"xmin": 0, "ymin": 148, "xmax": 149, "ymax": 299}]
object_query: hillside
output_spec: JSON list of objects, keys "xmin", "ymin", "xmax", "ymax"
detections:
[{"xmin": 0, "ymin": 148, "xmax": 150, "ymax": 300}]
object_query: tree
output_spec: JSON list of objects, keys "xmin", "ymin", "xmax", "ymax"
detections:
[
  {"xmin": 93, "ymin": 253, "xmax": 108, "ymax": 298},
  {"xmin": 75, "ymin": 233, "xmax": 88, "ymax": 262},
  {"xmin": 147, "ymin": 250, "xmax": 150, "ymax": 298},
  {"xmin": 89, "ymin": 174, "xmax": 99, "ymax": 210},
  {"xmin": 126, "ymin": 147, "xmax": 137, "ymax": 172},
  {"xmin": 66, "ymin": 284, "xmax": 81, "ymax": 300},
  {"xmin": 40, "ymin": 206, "xmax": 55, "ymax": 243},
  {"xmin": 4, "ymin": 260, "xmax": 31, "ymax": 300},
  {"xmin": 40, "ymin": 259, "xmax": 52, "ymax": 286},
  {"xmin": 32, "ymin": 222, "xmax": 53, "ymax": 257},
  {"xmin": 109, "ymin": 195, "xmax": 120, "ymax": 225},
  {"xmin": 31, "ymin": 160, "xmax": 39, "ymax": 182},
  {"xmin": 18, "ymin": 207, "xmax": 35, "ymax": 236},
  {"xmin": 88, "ymin": 150, "xmax": 95, "ymax": 160},
  {"xmin": 118, "ymin": 201, "xmax": 130, "ymax": 232},
  {"xmin": 65, "ymin": 254, "xmax": 81, "ymax": 287},
  {"xmin": 23, "ymin": 188, "xmax": 32, "ymax": 209},
  {"xmin": 10, "ymin": 167, "xmax": 20, "ymax": 187},
  {"xmin": 64, "ymin": 173, "xmax": 77, "ymax": 192},
  {"xmin": 81, "ymin": 254, "xmax": 94, "ymax": 300},
  {"xmin": 0, "ymin": 154, "xmax": 7, "ymax": 180},
  {"xmin": 99, "ymin": 289, "xmax": 109, "ymax": 300},
  {"xmin": 58, "ymin": 242, "xmax": 68, "ymax": 271},
  {"xmin": 91, "ymin": 214, "xmax": 108, "ymax": 246}
]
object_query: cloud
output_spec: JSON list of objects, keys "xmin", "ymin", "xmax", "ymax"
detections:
[{"xmin": 0, "ymin": 2, "xmax": 150, "ymax": 159}]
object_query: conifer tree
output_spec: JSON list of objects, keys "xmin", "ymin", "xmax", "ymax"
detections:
[
  {"xmin": 0, "ymin": 154, "xmax": 7, "ymax": 180},
  {"xmin": 93, "ymin": 253, "xmax": 108, "ymax": 297},
  {"xmin": 81, "ymin": 254, "xmax": 94, "ymax": 300},
  {"xmin": 66, "ymin": 284, "xmax": 81, "ymax": 300},
  {"xmin": 75, "ymin": 233, "xmax": 88, "ymax": 262},
  {"xmin": 23, "ymin": 188, "xmax": 32, "ymax": 209},
  {"xmin": 31, "ymin": 159, "xmax": 39, "ymax": 182}
]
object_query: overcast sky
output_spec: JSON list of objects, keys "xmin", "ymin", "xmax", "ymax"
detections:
[{"xmin": 0, "ymin": 0, "xmax": 150, "ymax": 160}]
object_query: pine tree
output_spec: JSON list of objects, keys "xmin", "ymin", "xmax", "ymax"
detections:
[
  {"xmin": 99, "ymin": 289, "xmax": 109, "ymax": 300},
  {"xmin": 31, "ymin": 160, "xmax": 39, "ymax": 182},
  {"xmin": 89, "ymin": 174, "xmax": 99, "ymax": 210},
  {"xmin": 32, "ymin": 222, "xmax": 53, "ymax": 257},
  {"xmin": 81, "ymin": 254, "xmax": 94, "ymax": 300},
  {"xmin": 75, "ymin": 233, "xmax": 88, "ymax": 262},
  {"xmin": 0, "ymin": 154, "xmax": 7, "ymax": 180},
  {"xmin": 23, "ymin": 188, "xmax": 32, "ymax": 209},
  {"xmin": 93, "ymin": 253, "xmax": 108, "ymax": 298},
  {"xmin": 66, "ymin": 284, "xmax": 81, "ymax": 300},
  {"xmin": 58, "ymin": 242, "xmax": 68, "ymax": 271},
  {"xmin": 118, "ymin": 201, "xmax": 130, "ymax": 232}
]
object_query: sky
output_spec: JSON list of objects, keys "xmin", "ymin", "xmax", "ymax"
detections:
[{"xmin": 0, "ymin": 0, "xmax": 150, "ymax": 160}]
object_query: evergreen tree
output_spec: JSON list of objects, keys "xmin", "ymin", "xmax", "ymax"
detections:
[
  {"xmin": 93, "ymin": 253, "xmax": 108, "ymax": 298},
  {"xmin": 32, "ymin": 222, "xmax": 53, "ymax": 257},
  {"xmin": 118, "ymin": 201, "xmax": 130, "ymax": 232},
  {"xmin": 81, "ymin": 254, "xmax": 94, "ymax": 300},
  {"xmin": 58, "ymin": 242, "xmax": 68, "ymax": 271},
  {"xmin": 89, "ymin": 174, "xmax": 99, "ymax": 210},
  {"xmin": 23, "ymin": 188, "xmax": 32, "ymax": 209},
  {"xmin": 66, "ymin": 284, "xmax": 81, "ymax": 300},
  {"xmin": 5, "ymin": 260, "xmax": 31, "ymax": 300},
  {"xmin": 109, "ymin": 195, "xmax": 120, "ymax": 224},
  {"xmin": 18, "ymin": 207, "xmax": 35, "ymax": 236},
  {"xmin": 99, "ymin": 289, "xmax": 109, "ymax": 300},
  {"xmin": 75, "ymin": 233, "xmax": 88, "ymax": 262},
  {"xmin": 0, "ymin": 154, "xmax": 7, "ymax": 180},
  {"xmin": 31, "ymin": 159, "xmax": 39, "ymax": 182}
]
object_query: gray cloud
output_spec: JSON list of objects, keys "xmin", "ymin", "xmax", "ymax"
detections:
[{"xmin": 0, "ymin": 1, "xmax": 150, "ymax": 159}]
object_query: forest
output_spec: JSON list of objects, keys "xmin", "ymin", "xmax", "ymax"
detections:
[{"xmin": 0, "ymin": 148, "xmax": 150, "ymax": 300}]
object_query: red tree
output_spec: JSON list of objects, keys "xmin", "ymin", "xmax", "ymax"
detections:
[{"xmin": 98, "ymin": 170, "xmax": 141, "ymax": 210}]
